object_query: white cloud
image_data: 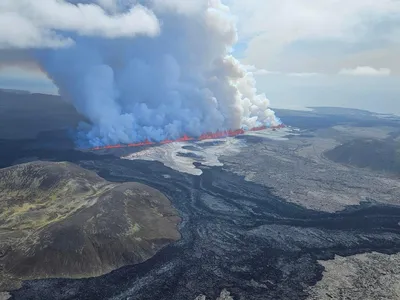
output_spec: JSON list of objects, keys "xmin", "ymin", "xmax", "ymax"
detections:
[
  {"xmin": 229, "ymin": 0, "xmax": 400, "ymax": 73},
  {"xmin": 339, "ymin": 66, "xmax": 392, "ymax": 76},
  {"xmin": 253, "ymin": 69, "xmax": 279, "ymax": 76},
  {"xmin": 151, "ymin": 0, "xmax": 207, "ymax": 15},
  {"xmin": 96, "ymin": 0, "xmax": 119, "ymax": 13},
  {"xmin": 231, "ymin": 0, "xmax": 400, "ymax": 41},
  {"xmin": 242, "ymin": 64, "xmax": 257, "ymax": 71},
  {"xmin": 0, "ymin": 0, "xmax": 160, "ymax": 49},
  {"xmin": 242, "ymin": 64, "xmax": 279, "ymax": 75}
]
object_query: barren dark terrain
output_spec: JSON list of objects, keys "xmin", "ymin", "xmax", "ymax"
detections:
[
  {"xmin": 1, "ymin": 91, "xmax": 400, "ymax": 299},
  {"xmin": 325, "ymin": 139, "xmax": 400, "ymax": 175},
  {"xmin": 2, "ymin": 148, "xmax": 400, "ymax": 300}
]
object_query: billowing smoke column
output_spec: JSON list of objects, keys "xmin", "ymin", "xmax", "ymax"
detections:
[{"xmin": 34, "ymin": 0, "xmax": 281, "ymax": 146}]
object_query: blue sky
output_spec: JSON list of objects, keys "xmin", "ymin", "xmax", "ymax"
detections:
[{"xmin": 1, "ymin": 0, "xmax": 399, "ymax": 114}]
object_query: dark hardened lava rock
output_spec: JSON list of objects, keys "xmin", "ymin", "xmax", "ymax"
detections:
[
  {"xmin": 198, "ymin": 141, "xmax": 226, "ymax": 147},
  {"xmin": 176, "ymin": 152, "xmax": 205, "ymax": 160},
  {"xmin": 182, "ymin": 145, "xmax": 200, "ymax": 151},
  {"xmin": 235, "ymin": 135, "xmax": 266, "ymax": 144},
  {"xmin": 2, "ymin": 148, "xmax": 400, "ymax": 300},
  {"xmin": 324, "ymin": 138, "xmax": 400, "ymax": 175}
]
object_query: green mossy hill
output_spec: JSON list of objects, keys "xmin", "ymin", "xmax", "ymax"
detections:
[{"xmin": 0, "ymin": 161, "xmax": 181, "ymax": 292}]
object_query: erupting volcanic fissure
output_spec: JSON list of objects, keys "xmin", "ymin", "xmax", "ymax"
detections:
[
  {"xmin": 90, "ymin": 124, "xmax": 285, "ymax": 151},
  {"xmin": 3, "ymin": 0, "xmax": 282, "ymax": 146},
  {"xmin": 35, "ymin": 1, "xmax": 282, "ymax": 146}
]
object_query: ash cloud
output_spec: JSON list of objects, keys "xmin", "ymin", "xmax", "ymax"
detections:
[{"xmin": 0, "ymin": 0, "xmax": 281, "ymax": 146}]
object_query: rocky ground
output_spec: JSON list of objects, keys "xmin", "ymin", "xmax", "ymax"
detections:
[
  {"xmin": 195, "ymin": 289, "xmax": 234, "ymax": 300},
  {"xmin": 3, "ymin": 156, "xmax": 398, "ymax": 300},
  {"xmin": 0, "ymin": 293, "xmax": 10, "ymax": 300},
  {"xmin": 122, "ymin": 124, "xmax": 400, "ymax": 213},
  {"xmin": 192, "ymin": 252, "xmax": 400, "ymax": 300},
  {"xmin": 307, "ymin": 252, "xmax": 400, "ymax": 300},
  {"xmin": 1, "ymin": 100, "xmax": 400, "ymax": 299},
  {"xmin": 0, "ymin": 161, "xmax": 180, "ymax": 291},
  {"xmin": 221, "ymin": 126, "xmax": 400, "ymax": 212}
]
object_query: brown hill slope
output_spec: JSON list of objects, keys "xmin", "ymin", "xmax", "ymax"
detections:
[{"xmin": 0, "ymin": 161, "xmax": 181, "ymax": 291}]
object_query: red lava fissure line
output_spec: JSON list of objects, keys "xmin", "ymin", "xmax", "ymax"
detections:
[{"xmin": 88, "ymin": 124, "xmax": 286, "ymax": 151}]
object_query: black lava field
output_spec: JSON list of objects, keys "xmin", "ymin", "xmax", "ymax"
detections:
[{"xmin": 3, "ymin": 143, "xmax": 400, "ymax": 300}]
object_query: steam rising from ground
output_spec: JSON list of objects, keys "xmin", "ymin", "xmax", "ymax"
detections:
[{"xmin": 1, "ymin": 0, "xmax": 281, "ymax": 146}]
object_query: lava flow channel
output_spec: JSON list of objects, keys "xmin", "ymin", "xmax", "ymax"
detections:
[{"xmin": 89, "ymin": 124, "xmax": 286, "ymax": 151}]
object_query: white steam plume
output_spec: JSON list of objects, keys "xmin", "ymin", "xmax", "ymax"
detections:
[
  {"xmin": 1, "ymin": 0, "xmax": 281, "ymax": 146},
  {"xmin": 0, "ymin": 0, "xmax": 159, "ymax": 48}
]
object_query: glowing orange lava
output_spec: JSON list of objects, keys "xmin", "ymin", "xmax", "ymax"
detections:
[{"xmin": 89, "ymin": 124, "xmax": 285, "ymax": 151}]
